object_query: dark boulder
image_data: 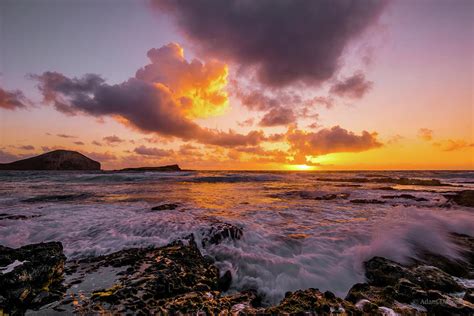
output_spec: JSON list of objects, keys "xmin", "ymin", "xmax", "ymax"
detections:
[
  {"xmin": 201, "ymin": 222, "xmax": 243, "ymax": 248},
  {"xmin": 381, "ymin": 194, "xmax": 428, "ymax": 202},
  {"xmin": 364, "ymin": 257, "xmax": 463, "ymax": 292},
  {"xmin": 151, "ymin": 203, "xmax": 180, "ymax": 211},
  {"xmin": 444, "ymin": 190, "xmax": 474, "ymax": 207},
  {"xmin": 0, "ymin": 242, "xmax": 66, "ymax": 313},
  {"xmin": 350, "ymin": 199, "xmax": 386, "ymax": 204},
  {"xmin": 0, "ymin": 150, "xmax": 100, "ymax": 170}
]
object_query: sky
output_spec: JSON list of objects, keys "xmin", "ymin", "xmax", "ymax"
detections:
[{"xmin": 0, "ymin": 0, "xmax": 473, "ymax": 170}]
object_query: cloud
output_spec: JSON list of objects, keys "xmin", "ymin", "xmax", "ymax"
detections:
[
  {"xmin": 92, "ymin": 140, "xmax": 102, "ymax": 146},
  {"xmin": 135, "ymin": 43, "xmax": 229, "ymax": 118},
  {"xmin": 0, "ymin": 150, "xmax": 22, "ymax": 163},
  {"xmin": 287, "ymin": 125, "xmax": 382, "ymax": 160},
  {"xmin": 418, "ymin": 128, "xmax": 433, "ymax": 141},
  {"xmin": 133, "ymin": 145, "xmax": 174, "ymax": 157},
  {"xmin": 103, "ymin": 135, "xmax": 125, "ymax": 144},
  {"xmin": 18, "ymin": 145, "xmax": 35, "ymax": 150},
  {"xmin": 57, "ymin": 134, "xmax": 77, "ymax": 139},
  {"xmin": 237, "ymin": 118, "xmax": 254, "ymax": 127},
  {"xmin": 0, "ymin": 87, "xmax": 30, "ymax": 110},
  {"xmin": 330, "ymin": 72, "xmax": 373, "ymax": 99},
  {"xmin": 33, "ymin": 44, "xmax": 263, "ymax": 147},
  {"xmin": 73, "ymin": 141, "xmax": 85, "ymax": 145},
  {"xmin": 84, "ymin": 151, "xmax": 117, "ymax": 162},
  {"xmin": 433, "ymin": 139, "xmax": 474, "ymax": 152},
  {"xmin": 155, "ymin": 0, "xmax": 387, "ymax": 87},
  {"xmin": 178, "ymin": 144, "xmax": 201, "ymax": 156},
  {"xmin": 259, "ymin": 107, "xmax": 296, "ymax": 127},
  {"xmin": 387, "ymin": 134, "xmax": 404, "ymax": 145}
]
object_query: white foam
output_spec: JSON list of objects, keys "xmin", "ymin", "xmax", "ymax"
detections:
[{"xmin": 0, "ymin": 260, "xmax": 26, "ymax": 274}]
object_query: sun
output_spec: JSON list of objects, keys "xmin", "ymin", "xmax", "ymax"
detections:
[{"xmin": 285, "ymin": 164, "xmax": 315, "ymax": 171}]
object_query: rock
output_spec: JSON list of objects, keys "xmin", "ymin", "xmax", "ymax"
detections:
[
  {"xmin": 120, "ymin": 164, "xmax": 181, "ymax": 172},
  {"xmin": 22, "ymin": 193, "xmax": 93, "ymax": 203},
  {"xmin": 264, "ymin": 288, "xmax": 359, "ymax": 315},
  {"xmin": 464, "ymin": 288, "xmax": 474, "ymax": 304},
  {"xmin": 444, "ymin": 190, "xmax": 474, "ymax": 207},
  {"xmin": 381, "ymin": 194, "xmax": 428, "ymax": 202},
  {"xmin": 156, "ymin": 290, "xmax": 259, "ymax": 315},
  {"xmin": 201, "ymin": 222, "xmax": 243, "ymax": 248},
  {"xmin": 315, "ymin": 193, "xmax": 350, "ymax": 200},
  {"xmin": 151, "ymin": 203, "xmax": 180, "ymax": 211},
  {"xmin": 218, "ymin": 270, "xmax": 232, "ymax": 292},
  {"xmin": 350, "ymin": 199, "xmax": 386, "ymax": 204},
  {"xmin": 355, "ymin": 256, "xmax": 474, "ymax": 315},
  {"xmin": 65, "ymin": 236, "xmax": 223, "ymax": 314},
  {"xmin": 318, "ymin": 177, "xmax": 447, "ymax": 186},
  {"xmin": 0, "ymin": 242, "xmax": 66, "ymax": 313},
  {"xmin": 364, "ymin": 256, "xmax": 408, "ymax": 287},
  {"xmin": 365, "ymin": 257, "xmax": 463, "ymax": 292},
  {"xmin": 410, "ymin": 265, "xmax": 464, "ymax": 293},
  {"xmin": 0, "ymin": 213, "xmax": 41, "ymax": 220},
  {"xmin": 0, "ymin": 150, "xmax": 100, "ymax": 170}
]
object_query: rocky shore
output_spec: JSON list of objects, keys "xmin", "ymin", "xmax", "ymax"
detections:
[{"xmin": 1, "ymin": 223, "xmax": 473, "ymax": 315}]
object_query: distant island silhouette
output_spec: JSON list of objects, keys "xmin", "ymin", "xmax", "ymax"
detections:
[{"xmin": 0, "ymin": 150, "xmax": 182, "ymax": 171}]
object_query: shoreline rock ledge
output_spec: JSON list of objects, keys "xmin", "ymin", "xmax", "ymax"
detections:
[{"xmin": 0, "ymin": 150, "xmax": 100, "ymax": 171}]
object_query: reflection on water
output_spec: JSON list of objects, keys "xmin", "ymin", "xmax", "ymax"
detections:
[{"xmin": 0, "ymin": 170, "xmax": 473, "ymax": 303}]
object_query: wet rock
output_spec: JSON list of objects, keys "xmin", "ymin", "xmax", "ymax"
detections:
[
  {"xmin": 381, "ymin": 194, "xmax": 428, "ymax": 202},
  {"xmin": 156, "ymin": 290, "xmax": 259, "ymax": 314},
  {"xmin": 315, "ymin": 193, "xmax": 350, "ymax": 200},
  {"xmin": 150, "ymin": 203, "xmax": 179, "ymax": 211},
  {"xmin": 444, "ymin": 190, "xmax": 474, "ymax": 207},
  {"xmin": 264, "ymin": 288, "xmax": 359, "ymax": 315},
  {"xmin": 201, "ymin": 222, "xmax": 243, "ymax": 248},
  {"xmin": 365, "ymin": 257, "xmax": 463, "ymax": 292},
  {"xmin": 352, "ymin": 256, "xmax": 474, "ymax": 315},
  {"xmin": 464, "ymin": 288, "xmax": 474, "ymax": 304},
  {"xmin": 364, "ymin": 257, "xmax": 408, "ymax": 286},
  {"xmin": 0, "ymin": 213, "xmax": 41, "ymax": 220},
  {"xmin": 350, "ymin": 199, "xmax": 386, "ymax": 204},
  {"xmin": 318, "ymin": 177, "xmax": 447, "ymax": 186},
  {"xmin": 0, "ymin": 242, "xmax": 66, "ymax": 313},
  {"xmin": 68, "ymin": 236, "xmax": 223, "ymax": 314},
  {"xmin": 218, "ymin": 270, "xmax": 232, "ymax": 292},
  {"xmin": 22, "ymin": 193, "xmax": 93, "ymax": 203}
]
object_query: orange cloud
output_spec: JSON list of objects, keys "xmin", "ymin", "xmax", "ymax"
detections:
[
  {"xmin": 418, "ymin": 128, "xmax": 433, "ymax": 141},
  {"xmin": 136, "ymin": 43, "xmax": 228, "ymax": 118},
  {"xmin": 287, "ymin": 126, "xmax": 382, "ymax": 164},
  {"xmin": 433, "ymin": 139, "xmax": 474, "ymax": 152}
]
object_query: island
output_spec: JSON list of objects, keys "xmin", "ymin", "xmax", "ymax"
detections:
[
  {"xmin": 119, "ymin": 164, "xmax": 182, "ymax": 172},
  {"xmin": 0, "ymin": 150, "xmax": 101, "ymax": 171}
]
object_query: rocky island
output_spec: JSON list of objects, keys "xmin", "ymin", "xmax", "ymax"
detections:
[
  {"xmin": 0, "ymin": 150, "xmax": 100, "ymax": 171},
  {"xmin": 119, "ymin": 164, "xmax": 182, "ymax": 172}
]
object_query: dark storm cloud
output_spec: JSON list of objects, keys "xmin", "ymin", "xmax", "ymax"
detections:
[
  {"xmin": 330, "ymin": 72, "xmax": 373, "ymax": 99},
  {"xmin": 259, "ymin": 107, "xmax": 296, "ymax": 127},
  {"xmin": 0, "ymin": 87, "xmax": 30, "ymax": 110},
  {"xmin": 34, "ymin": 72, "xmax": 204, "ymax": 139},
  {"xmin": 33, "ymin": 70, "xmax": 267, "ymax": 148},
  {"xmin": 155, "ymin": 0, "xmax": 388, "ymax": 87}
]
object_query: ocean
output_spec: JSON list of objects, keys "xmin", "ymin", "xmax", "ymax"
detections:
[{"xmin": 0, "ymin": 170, "xmax": 473, "ymax": 304}]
